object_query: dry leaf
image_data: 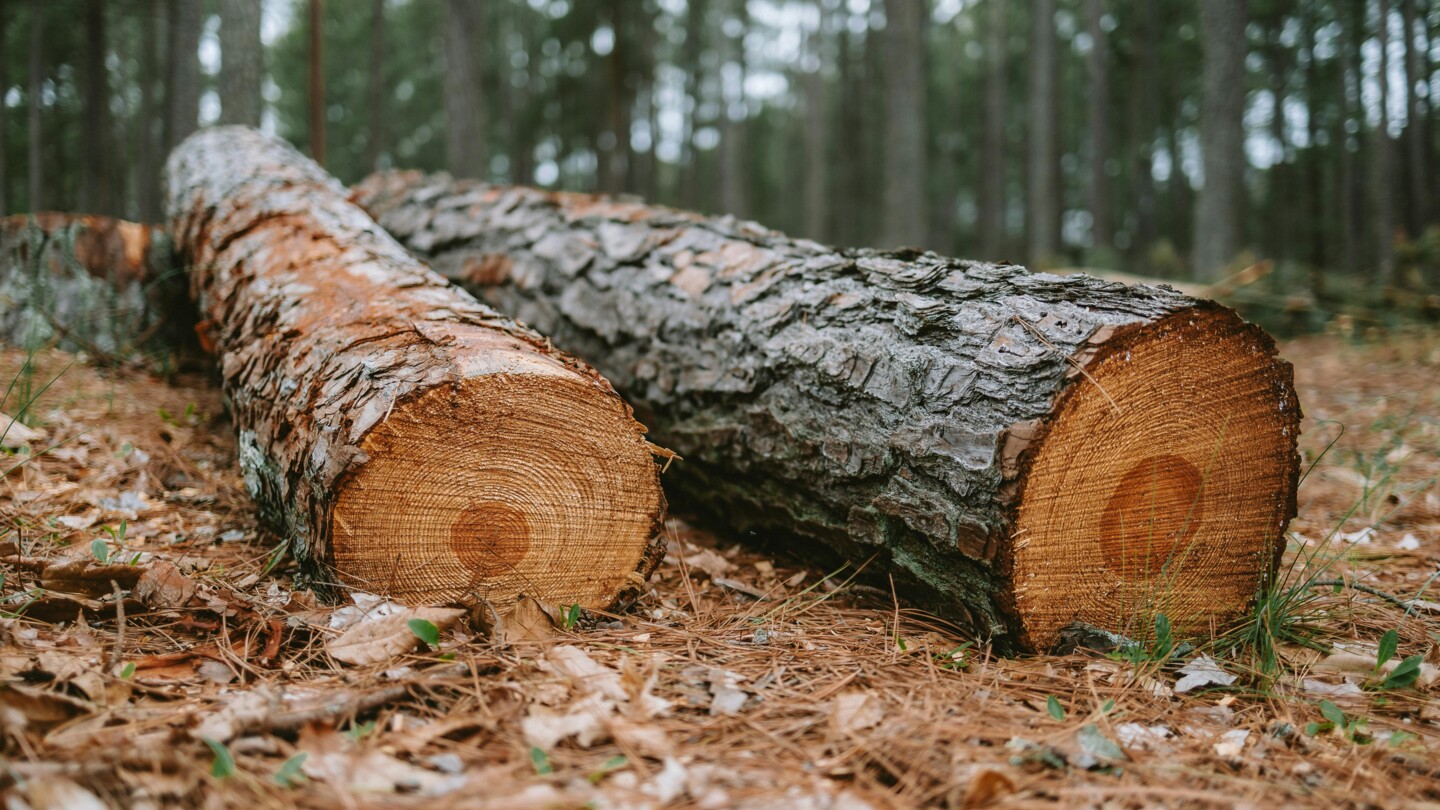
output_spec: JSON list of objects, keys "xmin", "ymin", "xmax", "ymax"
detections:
[
  {"xmin": 24, "ymin": 777, "xmax": 107, "ymax": 810},
  {"xmin": 327, "ymin": 606, "xmax": 465, "ymax": 665},
  {"xmin": 521, "ymin": 692, "xmax": 615, "ymax": 750},
  {"xmin": 609, "ymin": 717, "xmax": 673, "ymax": 759},
  {"xmin": 39, "ymin": 559, "xmax": 146, "ymax": 598},
  {"xmin": 1174, "ymin": 655, "xmax": 1237, "ymax": 693},
  {"xmin": 957, "ymin": 765, "xmax": 1016, "ymax": 809},
  {"xmin": 831, "ymin": 690, "xmax": 885, "ymax": 734},
  {"xmin": 136, "ymin": 560, "xmax": 199, "ymax": 609},
  {"xmin": 0, "ymin": 414, "xmax": 46, "ymax": 448},
  {"xmin": 488, "ymin": 594, "xmax": 559, "ymax": 646},
  {"xmin": 1213, "ymin": 729, "xmax": 1250, "ymax": 758}
]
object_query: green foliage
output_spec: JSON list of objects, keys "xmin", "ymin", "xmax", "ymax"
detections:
[
  {"xmin": 344, "ymin": 720, "xmax": 377, "ymax": 741},
  {"xmin": 90, "ymin": 538, "xmax": 110, "ymax": 563},
  {"xmin": 1046, "ymin": 695, "xmax": 1065, "ymax": 721},
  {"xmin": 408, "ymin": 618, "xmax": 441, "ymax": 647},
  {"xmin": 563, "ymin": 603, "xmax": 582, "ymax": 630},
  {"xmin": 1304, "ymin": 700, "xmax": 1370, "ymax": 743},
  {"xmin": 587, "ymin": 755, "xmax": 627, "ymax": 784},
  {"xmin": 202, "ymin": 737, "xmax": 236, "ymax": 778},
  {"xmin": 529, "ymin": 746, "xmax": 552, "ymax": 775},
  {"xmin": 274, "ymin": 753, "xmax": 308, "ymax": 787}
]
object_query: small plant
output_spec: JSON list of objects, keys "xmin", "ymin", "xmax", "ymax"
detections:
[
  {"xmin": 274, "ymin": 753, "xmax": 308, "ymax": 787},
  {"xmin": 1370, "ymin": 629, "xmax": 1425, "ymax": 691},
  {"xmin": 562, "ymin": 603, "xmax": 582, "ymax": 630},
  {"xmin": 530, "ymin": 746, "xmax": 553, "ymax": 775},
  {"xmin": 118, "ymin": 662, "xmax": 135, "ymax": 680},
  {"xmin": 1304, "ymin": 700, "xmax": 1370, "ymax": 744},
  {"xmin": 344, "ymin": 720, "xmax": 377, "ymax": 741},
  {"xmin": 408, "ymin": 618, "xmax": 442, "ymax": 648},
  {"xmin": 1108, "ymin": 613, "xmax": 1176, "ymax": 665},
  {"xmin": 1046, "ymin": 695, "xmax": 1065, "ymax": 721},
  {"xmin": 90, "ymin": 538, "xmax": 110, "ymax": 563},
  {"xmin": 202, "ymin": 737, "xmax": 236, "ymax": 778},
  {"xmin": 587, "ymin": 755, "xmax": 627, "ymax": 784},
  {"xmin": 934, "ymin": 641, "xmax": 974, "ymax": 671}
]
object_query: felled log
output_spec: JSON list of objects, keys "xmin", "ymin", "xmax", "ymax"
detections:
[
  {"xmin": 0, "ymin": 213, "xmax": 193, "ymax": 364},
  {"xmin": 356, "ymin": 171, "xmax": 1302, "ymax": 653},
  {"xmin": 165, "ymin": 129, "xmax": 666, "ymax": 609}
]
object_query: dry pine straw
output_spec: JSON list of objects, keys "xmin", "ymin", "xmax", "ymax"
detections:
[{"xmin": 0, "ymin": 332, "xmax": 1437, "ymax": 810}]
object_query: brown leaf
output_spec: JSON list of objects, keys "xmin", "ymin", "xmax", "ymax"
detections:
[
  {"xmin": 39, "ymin": 559, "xmax": 146, "ymax": 598},
  {"xmin": 136, "ymin": 560, "xmax": 198, "ymax": 609},
  {"xmin": 327, "ymin": 606, "xmax": 465, "ymax": 666},
  {"xmin": 831, "ymin": 690, "xmax": 884, "ymax": 734},
  {"xmin": 0, "ymin": 683, "xmax": 95, "ymax": 730},
  {"xmin": 959, "ymin": 766, "xmax": 1016, "ymax": 809},
  {"xmin": 474, "ymin": 594, "xmax": 558, "ymax": 647}
]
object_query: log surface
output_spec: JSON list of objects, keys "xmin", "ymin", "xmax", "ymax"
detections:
[
  {"xmin": 0, "ymin": 213, "xmax": 191, "ymax": 363},
  {"xmin": 166, "ymin": 130, "xmax": 665, "ymax": 609},
  {"xmin": 356, "ymin": 172, "xmax": 1302, "ymax": 651}
]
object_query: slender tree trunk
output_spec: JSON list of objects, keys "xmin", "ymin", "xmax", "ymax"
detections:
[
  {"xmin": 1193, "ymin": 0, "xmax": 1249, "ymax": 281},
  {"xmin": 836, "ymin": 15, "xmax": 863, "ymax": 245},
  {"xmin": 81, "ymin": 0, "xmax": 113, "ymax": 216},
  {"xmin": 218, "ymin": 0, "xmax": 263, "ymax": 127},
  {"xmin": 1376, "ymin": 0, "xmax": 1396, "ymax": 288},
  {"xmin": 879, "ymin": 0, "xmax": 927, "ymax": 247},
  {"xmin": 163, "ymin": 0, "xmax": 202, "ymax": 157},
  {"xmin": 26, "ymin": 0, "xmax": 43, "ymax": 213},
  {"xmin": 166, "ymin": 127, "xmax": 665, "ymax": 609},
  {"xmin": 0, "ymin": 0, "xmax": 9, "ymax": 217},
  {"xmin": 1267, "ymin": 22, "xmax": 1290, "ymax": 265},
  {"xmin": 442, "ymin": 0, "xmax": 486, "ymax": 179},
  {"xmin": 358, "ymin": 170, "xmax": 1303, "ymax": 655},
  {"xmin": 1127, "ymin": 0, "xmax": 1160, "ymax": 262},
  {"xmin": 1027, "ymin": 0, "xmax": 1060, "ymax": 267},
  {"xmin": 136, "ymin": 0, "xmax": 163, "ymax": 222},
  {"xmin": 599, "ymin": 1, "xmax": 632, "ymax": 194},
  {"xmin": 1339, "ymin": 5, "xmax": 1362, "ymax": 277},
  {"xmin": 717, "ymin": 0, "xmax": 749, "ymax": 218},
  {"xmin": 307, "ymin": 0, "xmax": 325, "ymax": 166},
  {"xmin": 1301, "ymin": 3, "xmax": 1327, "ymax": 296},
  {"xmin": 1401, "ymin": 0, "xmax": 1428, "ymax": 233},
  {"xmin": 366, "ymin": 0, "xmax": 386, "ymax": 171},
  {"xmin": 1085, "ymin": 0, "xmax": 1112, "ymax": 261},
  {"xmin": 801, "ymin": 16, "xmax": 828, "ymax": 242},
  {"xmin": 979, "ymin": 0, "xmax": 1007, "ymax": 259}
]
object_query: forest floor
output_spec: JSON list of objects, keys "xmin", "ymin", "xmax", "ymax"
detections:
[{"xmin": 1, "ymin": 329, "xmax": 1438, "ymax": 810}]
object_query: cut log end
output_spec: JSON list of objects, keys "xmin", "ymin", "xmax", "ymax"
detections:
[
  {"xmin": 1011, "ymin": 306, "xmax": 1300, "ymax": 650},
  {"xmin": 329, "ymin": 373, "xmax": 664, "ymax": 609}
]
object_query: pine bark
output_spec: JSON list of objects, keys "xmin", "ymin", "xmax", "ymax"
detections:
[
  {"xmin": 166, "ymin": 128, "xmax": 665, "ymax": 610},
  {"xmin": 356, "ymin": 172, "xmax": 1302, "ymax": 652},
  {"xmin": 219, "ymin": 0, "xmax": 264, "ymax": 128},
  {"xmin": 0, "ymin": 213, "xmax": 190, "ymax": 363}
]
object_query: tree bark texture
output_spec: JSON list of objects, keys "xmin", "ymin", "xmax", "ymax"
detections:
[
  {"xmin": 219, "ymin": 0, "xmax": 264, "ymax": 128},
  {"xmin": 0, "ymin": 213, "xmax": 191, "ymax": 364},
  {"xmin": 355, "ymin": 171, "xmax": 1303, "ymax": 653},
  {"xmin": 166, "ymin": 128, "xmax": 666, "ymax": 611},
  {"xmin": 1193, "ymin": 0, "xmax": 1249, "ymax": 281}
]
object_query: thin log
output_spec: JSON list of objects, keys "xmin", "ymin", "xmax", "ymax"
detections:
[
  {"xmin": 166, "ymin": 128, "xmax": 666, "ymax": 609},
  {"xmin": 355, "ymin": 171, "xmax": 1302, "ymax": 653}
]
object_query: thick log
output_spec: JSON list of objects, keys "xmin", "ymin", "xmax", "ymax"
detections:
[
  {"xmin": 0, "ymin": 213, "xmax": 193, "ymax": 364},
  {"xmin": 355, "ymin": 171, "xmax": 1303, "ymax": 653},
  {"xmin": 166, "ymin": 129, "xmax": 666, "ymax": 609}
]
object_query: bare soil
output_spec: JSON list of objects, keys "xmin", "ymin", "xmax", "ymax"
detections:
[{"xmin": 1, "ymin": 329, "xmax": 1438, "ymax": 809}]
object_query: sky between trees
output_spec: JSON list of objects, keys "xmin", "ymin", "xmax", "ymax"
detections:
[{"xmin": 2, "ymin": 0, "xmax": 1438, "ymax": 297}]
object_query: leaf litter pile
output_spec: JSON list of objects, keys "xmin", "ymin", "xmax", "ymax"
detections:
[{"xmin": 2, "ymin": 331, "xmax": 1439, "ymax": 809}]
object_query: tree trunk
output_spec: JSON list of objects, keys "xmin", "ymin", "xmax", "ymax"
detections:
[
  {"xmin": 219, "ymin": 0, "xmax": 264, "ymax": 128},
  {"xmin": 979, "ymin": 0, "xmax": 1007, "ymax": 260},
  {"xmin": 356, "ymin": 172, "xmax": 1302, "ymax": 653},
  {"xmin": 880, "ymin": 0, "xmax": 927, "ymax": 248},
  {"xmin": 1376, "ymin": 0, "xmax": 1397, "ymax": 289},
  {"xmin": 0, "ymin": 0, "xmax": 9, "ymax": 217},
  {"xmin": 1401, "ymin": 0, "xmax": 1428, "ymax": 232},
  {"xmin": 365, "ymin": 0, "xmax": 386, "ymax": 172},
  {"xmin": 163, "ymin": 0, "xmax": 202, "ymax": 156},
  {"xmin": 1027, "ymin": 0, "xmax": 1060, "ymax": 267},
  {"xmin": 443, "ymin": 0, "xmax": 486, "ymax": 179},
  {"xmin": 165, "ymin": 128, "xmax": 665, "ymax": 610},
  {"xmin": 1193, "ymin": 0, "xmax": 1249, "ymax": 281},
  {"xmin": 136, "ymin": 0, "xmax": 162, "ymax": 222},
  {"xmin": 1085, "ymin": 0, "xmax": 1112, "ymax": 262},
  {"xmin": 80, "ymin": 0, "xmax": 111, "ymax": 216},
  {"xmin": 717, "ymin": 0, "xmax": 749, "ymax": 219},
  {"xmin": 0, "ymin": 213, "xmax": 191, "ymax": 363},
  {"xmin": 307, "ymin": 0, "xmax": 325, "ymax": 167},
  {"xmin": 27, "ymin": 0, "xmax": 43, "ymax": 213},
  {"xmin": 801, "ymin": 14, "xmax": 828, "ymax": 243}
]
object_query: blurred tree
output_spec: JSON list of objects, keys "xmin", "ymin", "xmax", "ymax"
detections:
[
  {"xmin": 1086, "ymin": 0, "xmax": 1112, "ymax": 262},
  {"xmin": 979, "ymin": 0, "xmax": 1006, "ymax": 260},
  {"xmin": 1027, "ymin": 0, "xmax": 1060, "ymax": 267},
  {"xmin": 444, "ymin": 0, "xmax": 486, "ymax": 179},
  {"xmin": 163, "ymin": 0, "xmax": 201, "ymax": 155},
  {"xmin": 136, "ymin": 0, "xmax": 163, "ymax": 221},
  {"xmin": 1194, "ymin": 0, "xmax": 1249, "ymax": 280},
  {"xmin": 0, "ymin": 0, "xmax": 9, "ymax": 216},
  {"xmin": 27, "ymin": 0, "xmax": 42, "ymax": 211},
  {"xmin": 880, "ymin": 0, "xmax": 926, "ymax": 247},
  {"xmin": 219, "ymin": 0, "xmax": 263, "ymax": 127}
]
